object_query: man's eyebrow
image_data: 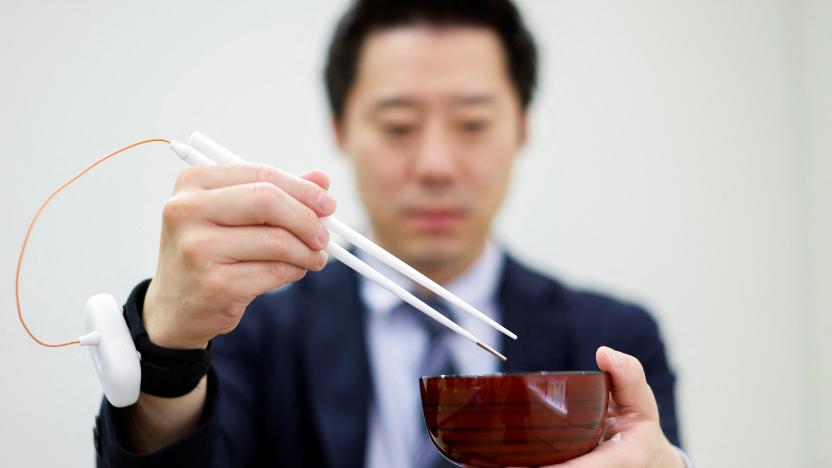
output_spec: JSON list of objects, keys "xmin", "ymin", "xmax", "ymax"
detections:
[
  {"xmin": 369, "ymin": 97, "xmax": 421, "ymax": 114},
  {"xmin": 451, "ymin": 94, "xmax": 496, "ymax": 107},
  {"xmin": 366, "ymin": 94, "xmax": 497, "ymax": 118}
]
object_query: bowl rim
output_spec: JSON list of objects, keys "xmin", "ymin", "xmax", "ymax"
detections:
[{"xmin": 419, "ymin": 370, "xmax": 605, "ymax": 381}]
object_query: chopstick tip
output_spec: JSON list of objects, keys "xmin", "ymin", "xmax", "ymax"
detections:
[
  {"xmin": 477, "ymin": 341, "xmax": 507, "ymax": 362},
  {"xmin": 495, "ymin": 326, "xmax": 518, "ymax": 340}
]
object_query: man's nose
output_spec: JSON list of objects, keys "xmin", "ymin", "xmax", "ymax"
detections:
[{"xmin": 412, "ymin": 121, "xmax": 457, "ymax": 184}]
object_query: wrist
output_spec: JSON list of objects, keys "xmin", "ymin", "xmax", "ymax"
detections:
[
  {"xmin": 144, "ymin": 313, "xmax": 209, "ymax": 350},
  {"xmin": 143, "ymin": 281, "xmax": 209, "ymax": 350},
  {"xmin": 124, "ymin": 279, "xmax": 213, "ymax": 398}
]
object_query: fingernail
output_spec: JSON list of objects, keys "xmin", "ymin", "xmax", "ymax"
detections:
[
  {"xmin": 604, "ymin": 347, "xmax": 622, "ymax": 369},
  {"xmin": 318, "ymin": 191, "xmax": 336, "ymax": 213},
  {"xmin": 316, "ymin": 225, "xmax": 329, "ymax": 248}
]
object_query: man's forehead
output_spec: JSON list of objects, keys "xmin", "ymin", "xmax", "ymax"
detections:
[
  {"xmin": 359, "ymin": 26, "xmax": 505, "ymax": 76},
  {"xmin": 350, "ymin": 26, "xmax": 512, "ymax": 114}
]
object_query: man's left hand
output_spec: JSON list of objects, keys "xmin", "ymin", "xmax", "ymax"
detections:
[{"xmin": 542, "ymin": 346, "xmax": 684, "ymax": 468}]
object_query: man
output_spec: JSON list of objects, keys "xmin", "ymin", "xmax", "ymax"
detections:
[{"xmin": 95, "ymin": 1, "xmax": 689, "ymax": 467}]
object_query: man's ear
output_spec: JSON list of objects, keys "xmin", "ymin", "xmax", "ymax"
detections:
[
  {"xmin": 516, "ymin": 110, "xmax": 529, "ymax": 151},
  {"xmin": 332, "ymin": 116, "xmax": 347, "ymax": 154}
]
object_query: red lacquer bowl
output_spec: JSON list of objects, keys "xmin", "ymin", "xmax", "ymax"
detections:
[{"xmin": 420, "ymin": 371, "xmax": 610, "ymax": 467}]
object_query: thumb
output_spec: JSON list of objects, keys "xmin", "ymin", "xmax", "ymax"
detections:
[
  {"xmin": 300, "ymin": 170, "xmax": 331, "ymax": 190},
  {"xmin": 595, "ymin": 346, "xmax": 658, "ymax": 420}
]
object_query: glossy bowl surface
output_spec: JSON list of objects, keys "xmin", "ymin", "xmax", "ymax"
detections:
[{"xmin": 420, "ymin": 371, "xmax": 610, "ymax": 467}]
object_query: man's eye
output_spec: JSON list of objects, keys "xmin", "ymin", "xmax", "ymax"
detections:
[
  {"xmin": 383, "ymin": 124, "xmax": 414, "ymax": 137},
  {"xmin": 460, "ymin": 120, "xmax": 489, "ymax": 133}
]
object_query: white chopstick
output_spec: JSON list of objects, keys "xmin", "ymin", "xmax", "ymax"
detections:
[
  {"xmin": 322, "ymin": 216, "xmax": 517, "ymax": 340},
  {"xmin": 324, "ymin": 241, "xmax": 505, "ymax": 360},
  {"xmin": 169, "ymin": 135, "xmax": 512, "ymax": 361}
]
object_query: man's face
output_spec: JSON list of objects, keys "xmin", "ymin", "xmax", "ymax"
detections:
[{"xmin": 336, "ymin": 25, "xmax": 526, "ymax": 273}]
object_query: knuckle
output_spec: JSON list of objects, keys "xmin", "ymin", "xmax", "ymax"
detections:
[
  {"xmin": 300, "ymin": 208, "xmax": 320, "ymax": 236},
  {"xmin": 161, "ymin": 201, "xmax": 178, "ymax": 226},
  {"xmin": 252, "ymin": 163, "xmax": 274, "ymax": 184},
  {"xmin": 250, "ymin": 182, "xmax": 280, "ymax": 209},
  {"xmin": 626, "ymin": 355, "xmax": 646, "ymax": 378},
  {"xmin": 173, "ymin": 167, "xmax": 198, "ymax": 189},
  {"xmin": 290, "ymin": 267, "xmax": 308, "ymax": 282},
  {"xmin": 162, "ymin": 195, "xmax": 191, "ymax": 225},
  {"xmin": 179, "ymin": 232, "xmax": 211, "ymax": 265},
  {"xmin": 266, "ymin": 228, "xmax": 289, "ymax": 254},
  {"xmin": 272, "ymin": 262, "xmax": 292, "ymax": 278},
  {"xmin": 272, "ymin": 263, "xmax": 306, "ymax": 282}
]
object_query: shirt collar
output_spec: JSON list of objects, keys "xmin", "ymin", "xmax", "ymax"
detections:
[{"xmin": 358, "ymin": 239, "xmax": 504, "ymax": 318}]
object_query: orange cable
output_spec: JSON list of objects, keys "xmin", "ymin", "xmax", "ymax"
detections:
[{"xmin": 15, "ymin": 137, "xmax": 171, "ymax": 347}]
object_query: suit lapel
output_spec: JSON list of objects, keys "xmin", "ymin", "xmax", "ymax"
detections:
[
  {"xmin": 301, "ymin": 261, "xmax": 372, "ymax": 468},
  {"xmin": 497, "ymin": 256, "xmax": 572, "ymax": 373}
]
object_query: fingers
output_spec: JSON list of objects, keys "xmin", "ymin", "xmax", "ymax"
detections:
[
  {"xmin": 175, "ymin": 164, "xmax": 337, "ymax": 216},
  {"xmin": 300, "ymin": 170, "xmax": 330, "ymax": 190},
  {"xmin": 220, "ymin": 261, "xmax": 309, "ymax": 299},
  {"xmin": 169, "ymin": 183, "xmax": 328, "ymax": 250},
  {"xmin": 595, "ymin": 347, "xmax": 659, "ymax": 420},
  {"xmin": 543, "ymin": 432, "xmax": 628, "ymax": 468},
  {"xmin": 150, "ymin": 164, "xmax": 336, "ymax": 350},
  {"xmin": 207, "ymin": 225, "xmax": 328, "ymax": 271},
  {"xmin": 545, "ymin": 422, "xmax": 682, "ymax": 468}
]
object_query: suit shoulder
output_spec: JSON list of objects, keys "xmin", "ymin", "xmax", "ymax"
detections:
[
  {"xmin": 505, "ymin": 256, "xmax": 659, "ymax": 344},
  {"xmin": 567, "ymin": 287, "xmax": 655, "ymax": 325},
  {"xmin": 566, "ymin": 286, "xmax": 663, "ymax": 354}
]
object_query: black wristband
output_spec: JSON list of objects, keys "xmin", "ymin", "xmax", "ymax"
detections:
[{"xmin": 123, "ymin": 279, "xmax": 212, "ymax": 398}]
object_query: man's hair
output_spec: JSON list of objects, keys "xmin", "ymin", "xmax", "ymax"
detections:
[{"xmin": 323, "ymin": 0, "xmax": 538, "ymax": 121}]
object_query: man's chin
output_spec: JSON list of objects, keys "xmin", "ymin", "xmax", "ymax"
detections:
[{"xmin": 397, "ymin": 236, "xmax": 468, "ymax": 270}]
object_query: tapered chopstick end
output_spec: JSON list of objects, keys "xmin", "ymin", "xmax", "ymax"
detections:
[{"xmin": 476, "ymin": 342, "xmax": 507, "ymax": 362}]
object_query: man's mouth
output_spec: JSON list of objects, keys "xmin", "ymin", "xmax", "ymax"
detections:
[{"xmin": 404, "ymin": 208, "xmax": 465, "ymax": 231}]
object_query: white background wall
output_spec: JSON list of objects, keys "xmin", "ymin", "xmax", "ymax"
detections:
[
  {"xmin": 801, "ymin": 1, "xmax": 832, "ymax": 465},
  {"xmin": 0, "ymin": 1, "xmax": 828, "ymax": 466}
]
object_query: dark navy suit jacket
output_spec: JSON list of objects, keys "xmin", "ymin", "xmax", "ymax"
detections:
[{"xmin": 96, "ymin": 255, "xmax": 681, "ymax": 467}]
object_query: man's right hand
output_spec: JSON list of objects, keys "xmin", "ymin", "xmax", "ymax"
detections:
[
  {"xmin": 118, "ymin": 163, "xmax": 335, "ymax": 454},
  {"xmin": 143, "ymin": 163, "xmax": 337, "ymax": 350}
]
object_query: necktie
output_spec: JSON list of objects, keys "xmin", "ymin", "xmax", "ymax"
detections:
[{"xmin": 411, "ymin": 298, "xmax": 459, "ymax": 468}]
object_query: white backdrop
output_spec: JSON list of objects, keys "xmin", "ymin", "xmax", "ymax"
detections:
[{"xmin": 1, "ymin": 1, "xmax": 828, "ymax": 466}]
